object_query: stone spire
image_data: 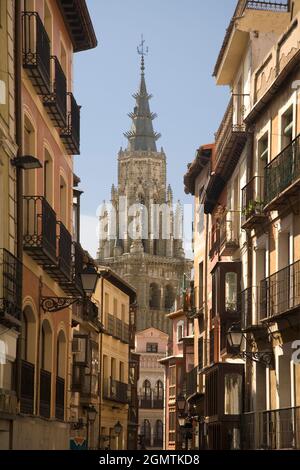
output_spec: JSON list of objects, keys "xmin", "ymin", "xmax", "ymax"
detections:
[{"xmin": 124, "ymin": 53, "xmax": 161, "ymax": 152}]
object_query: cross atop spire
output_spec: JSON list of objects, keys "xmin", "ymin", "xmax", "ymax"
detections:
[
  {"xmin": 137, "ymin": 34, "xmax": 148, "ymax": 73},
  {"xmin": 124, "ymin": 37, "xmax": 161, "ymax": 152}
]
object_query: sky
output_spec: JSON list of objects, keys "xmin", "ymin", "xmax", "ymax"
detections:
[{"xmin": 74, "ymin": 0, "xmax": 237, "ymax": 257}]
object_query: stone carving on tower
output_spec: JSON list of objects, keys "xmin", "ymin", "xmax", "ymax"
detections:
[{"xmin": 97, "ymin": 41, "xmax": 191, "ymax": 334}]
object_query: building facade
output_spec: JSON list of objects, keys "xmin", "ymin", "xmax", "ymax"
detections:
[
  {"xmin": 136, "ymin": 327, "xmax": 168, "ymax": 449},
  {"xmin": 0, "ymin": 0, "xmax": 98, "ymax": 450},
  {"xmin": 183, "ymin": 0, "xmax": 300, "ymax": 451},
  {"xmin": 0, "ymin": 0, "xmax": 20, "ymax": 450}
]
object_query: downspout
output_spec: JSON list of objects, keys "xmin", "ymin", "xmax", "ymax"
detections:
[
  {"xmin": 204, "ymin": 213, "xmax": 209, "ymax": 369},
  {"xmin": 98, "ymin": 274, "xmax": 104, "ymax": 449},
  {"xmin": 245, "ymin": 131, "xmax": 254, "ymax": 414},
  {"xmin": 15, "ymin": 0, "xmax": 23, "ymax": 402}
]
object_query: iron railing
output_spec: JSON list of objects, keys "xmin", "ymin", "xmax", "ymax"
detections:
[
  {"xmin": 260, "ymin": 260, "xmax": 300, "ymax": 320},
  {"xmin": 265, "ymin": 134, "xmax": 300, "ymax": 206},
  {"xmin": 219, "ymin": 211, "xmax": 240, "ymax": 251},
  {"xmin": 246, "ymin": 1, "xmax": 290, "ymax": 12},
  {"xmin": 39, "ymin": 369, "xmax": 51, "ymax": 418},
  {"xmin": 186, "ymin": 366, "xmax": 198, "ymax": 398},
  {"xmin": 55, "ymin": 376, "xmax": 65, "ymax": 421},
  {"xmin": 20, "ymin": 360, "xmax": 35, "ymax": 414},
  {"xmin": 60, "ymin": 93, "xmax": 80, "ymax": 154},
  {"xmin": 242, "ymin": 406, "xmax": 300, "ymax": 449},
  {"xmin": 22, "ymin": 11, "xmax": 51, "ymax": 94},
  {"xmin": 241, "ymin": 176, "xmax": 266, "ymax": 227},
  {"xmin": 73, "ymin": 241, "xmax": 84, "ymax": 293},
  {"xmin": 0, "ymin": 248, "xmax": 22, "ymax": 322},
  {"xmin": 241, "ymin": 286, "xmax": 259, "ymax": 330},
  {"xmin": 43, "ymin": 56, "xmax": 67, "ymax": 127},
  {"xmin": 139, "ymin": 397, "xmax": 164, "ymax": 409},
  {"xmin": 103, "ymin": 378, "xmax": 130, "ymax": 404},
  {"xmin": 57, "ymin": 222, "xmax": 72, "ymax": 280},
  {"xmin": 23, "ymin": 196, "xmax": 57, "ymax": 265}
]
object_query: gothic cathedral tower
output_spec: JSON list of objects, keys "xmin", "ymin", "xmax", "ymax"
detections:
[{"xmin": 97, "ymin": 52, "xmax": 191, "ymax": 334}]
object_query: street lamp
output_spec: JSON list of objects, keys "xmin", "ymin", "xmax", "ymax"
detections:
[
  {"xmin": 177, "ymin": 395, "xmax": 186, "ymax": 415},
  {"xmin": 86, "ymin": 405, "xmax": 97, "ymax": 450},
  {"xmin": 40, "ymin": 263, "xmax": 99, "ymax": 313},
  {"xmin": 80, "ymin": 263, "xmax": 99, "ymax": 296},
  {"xmin": 226, "ymin": 322, "xmax": 274, "ymax": 367},
  {"xmin": 114, "ymin": 421, "xmax": 122, "ymax": 436}
]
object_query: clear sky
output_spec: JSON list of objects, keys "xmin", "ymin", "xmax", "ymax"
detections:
[{"xmin": 74, "ymin": 0, "xmax": 237, "ymax": 257}]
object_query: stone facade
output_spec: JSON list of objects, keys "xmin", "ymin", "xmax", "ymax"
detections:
[{"xmin": 97, "ymin": 57, "xmax": 191, "ymax": 335}]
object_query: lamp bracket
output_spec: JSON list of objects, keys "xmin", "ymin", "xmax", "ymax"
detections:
[
  {"xmin": 41, "ymin": 296, "xmax": 83, "ymax": 313},
  {"xmin": 240, "ymin": 350, "xmax": 274, "ymax": 367}
]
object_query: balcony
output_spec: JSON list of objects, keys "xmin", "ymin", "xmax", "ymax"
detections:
[
  {"xmin": 55, "ymin": 377, "xmax": 65, "ymax": 421},
  {"xmin": 0, "ymin": 248, "xmax": 22, "ymax": 326},
  {"xmin": 241, "ymin": 176, "xmax": 267, "ymax": 230},
  {"xmin": 62, "ymin": 242, "xmax": 85, "ymax": 296},
  {"xmin": 264, "ymin": 134, "xmax": 300, "ymax": 211},
  {"xmin": 43, "ymin": 56, "xmax": 67, "ymax": 128},
  {"xmin": 22, "ymin": 12, "xmax": 51, "ymax": 95},
  {"xmin": 219, "ymin": 211, "xmax": 240, "ymax": 256},
  {"xmin": 215, "ymin": 97, "xmax": 247, "ymax": 180},
  {"xmin": 23, "ymin": 196, "xmax": 57, "ymax": 268},
  {"xmin": 103, "ymin": 378, "xmax": 130, "ymax": 404},
  {"xmin": 245, "ymin": 1, "xmax": 290, "ymax": 12},
  {"xmin": 39, "ymin": 369, "xmax": 51, "ymax": 418},
  {"xmin": 139, "ymin": 397, "xmax": 164, "ymax": 409},
  {"xmin": 20, "ymin": 360, "xmax": 35, "ymax": 415},
  {"xmin": 105, "ymin": 313, "xmax": 130, "ymax": 344},
  {"xmin": 60, "ymin": 93, "xmax": 80, "ymax": 154},
  {"xmin": 186, "ymin": 367, "xmax": 198, "ymax": 398},
  {"xmin": 260, "ymin": 260, "xmax": 300, "ymax": 321},
  {"xmin": 242, "ymin": 406, "xmax": 300, "ymax": 450},
  {"xmin": 46, "ymin": 221, "xmax": 72, "ymax": 284}
]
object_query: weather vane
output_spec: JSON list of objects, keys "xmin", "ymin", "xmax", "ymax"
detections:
[{"xmin": 137, "ymin": 34, "xmax": 148, "ymax": 72}]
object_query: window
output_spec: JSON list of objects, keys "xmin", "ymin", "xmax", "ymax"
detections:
[
  {"xmin": 169, "ymin": 366, "xmax": 176, "ymax": 398},
  {"xmin": 164, "ymin": 285, "xmax": 175, "ymax": 310},
  {"xmin": 146, "ymin": 342, "xmax": 158, "ymax": 353},
  {"xmin": 155, "ymin": 420, "xmax": 163, "ymax": 446},
  {"xmin": 44, "ymin": 148, "xmax": 53, "ymax": 204},
  {"xmin": 198, "ymin": 262, "xmax": 204, "ymax": 308},
  {"xmin": 177, "ymin": 320, "xmax": 184, "ymax": 343},
  {"xmin": 119, "ymin": 361, "xmax": 124, "ymax": 382},
  {"xmin": 105, "ymin": 293, "xmax": 109, "ymax": 314},
  {"xmin": 143, "ymin": 379, "xmax": 151, "ymax": 399},
  {"xmin": 60, "ymin": 41, "xmax": 67, "ymax": 77},
  {"xmin": 210, "ymin": 329, "xmax": 215, "ymax": 364},
  {"xmin": 44, "ymin": 1, "xmax": 53, "ymax": 48},
  {"xmin": 168, "ymin": 411, "xmax": 176, "ymax": 443},
  {"xmin": 149, "ymin": 283, "xmax": 160, "ymax": 309},
  {"xmin": 23, "ymin": 115, "xmax": 36, "ymax": 196},
  {"xmin": 281, "ymin": 105, "xmax": 293, "ymax": 149},
  {"xmin": 113, "ymin": 298, "xmax": 118, "ymax": 316},
  {"xmin": 198, "ymin": 337, "xmax": 203, "ymax": 370},
  {"xmin": 142, "ymin": 420, "xmax": 151, "ymax": 446},
  {"xmin": 60, "ymin": 176, "xmax": 67, "ymax": 226},
  {"xmin": 155, "ymin": 380, "xmax": 164, "ymax": 400},
  {"xmin": 224, "ymin": 373, "xmax": 242, "ymax": 415},
  {"xmin": 225, "ymin": 272, "xmax": 238, "ymax": 311},
  {"xmin": 258, "ymin": 133, "xmax": 268, "ymax": 173}
]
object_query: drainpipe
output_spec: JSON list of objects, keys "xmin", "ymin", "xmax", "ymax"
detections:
[
  {"xmin": 15, "ymin": 0, "xmax": 23, "ymax": 402},
  {"xmin": 97, "ymin": 274, "xmax": 104, "ymax": 449},
  {"xmin": 204, "ymin": 213, "xmax": 209, "ymax": 369},
  {"xmin": 246, "ymin": 131, "xmax": 254, "ymax": 414}
]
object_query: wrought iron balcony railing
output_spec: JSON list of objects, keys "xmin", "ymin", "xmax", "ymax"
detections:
[
  {"xmin": 245, "ymin": 1, "xmax": 290, "ymax": 12},
  {"xmin": 63, "ymin": 242, "xmax": 85, "ymax": 296},
  {"xmin": 43, "ymin": 56, "xmax": 67, "ymax": 128},
  {"xmin": 242, "ymin": 406, "xmax": 300, "ymax": 450},
  {"xmin": 139, "ymin": 396, "xmax": 164, "ymax": 409},
  {"xmin": 0, "ymin": 248, "xmax": 22, "ymax": 324},
  {"xmin": 264, "ymin": 134, "xmax": 300, "ymax": 210},
  {"xmin": 186, "ymin": 366, "xmax": 198, "ymax": 398},
  {"xmin": 241, "ymin": 176, "xmax": 267, "ymax": 229},
  {"xmin": 39, "ymin": 369, "xmax": 51, "ymax": 419},
  {"xmin": 22, "ymin": 11, "xmax": 51, "ymax": 95},
  {"xmin": 23, "ymin": 196, "xmax": 57, "ymax": 267},
  {"xmin": 103, "ymin": 377, "xmax": 130, "ymax": 404},
  {"xmin": 260, "ymin": 259, "xmax": 300, "ymax": 321},
  {"xmin": 55, "ymin": 376, "xmax": 65, "ymax": 421},
  {"xmin": 20, "ymin": 359, "xmax": 35, "ymax": 414},
  {"xmin": 60, "ymin": 93, "xmax": 81, "ymax": 154},
  {"xmin": 219, "ymin": 210, "xmax": 240, "ymax": 255}
]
